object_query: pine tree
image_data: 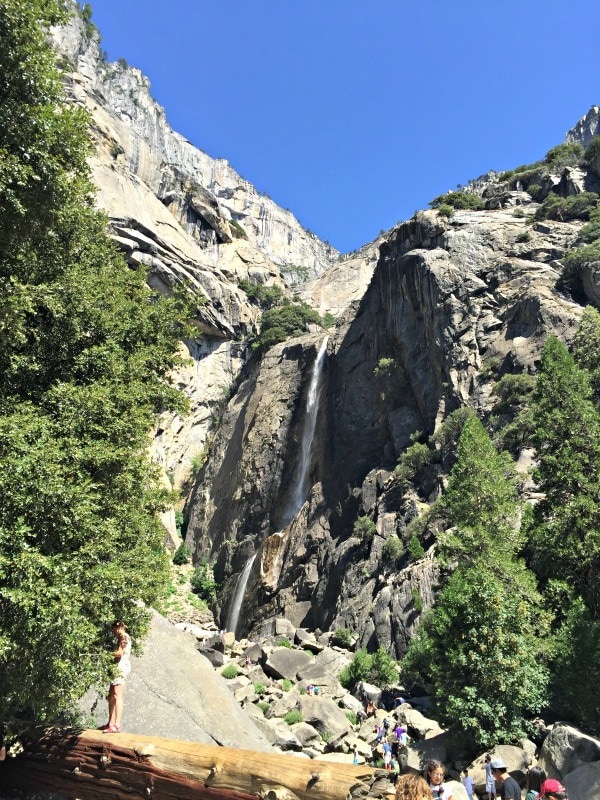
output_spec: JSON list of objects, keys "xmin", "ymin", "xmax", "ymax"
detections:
[
  {"xmin": 528, "ymin": 336, "xmax": 600, "ymax": 615},
  {"xmin": 0, "ymin": 0, "xmax": 190, "ymax": 721},
  {"xmin": 401, "ymin": 415, "xmax": 549, "ymax": 746}
]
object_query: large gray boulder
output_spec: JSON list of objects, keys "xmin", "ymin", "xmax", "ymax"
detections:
[
  {"xmin": 297, "ymin": 696, "xmax": 352, "ymax": 739},
  {"xmin": 261, "ymin": 646, "xmax": 314, "ymax": 680},
  {"xmin": 564, "ymin": 761, "xmax": 600, "ymax": 800},
  {"xmin": 539, "ymin": 723, "xmax": 600, "ymax": 779},
  {"xmin": 79, "ymin": 611, "xmax": 273, "ymax": 750}
]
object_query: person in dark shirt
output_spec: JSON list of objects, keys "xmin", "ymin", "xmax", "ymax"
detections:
[{"xmin": 490, "ymin": 759, "xmax": 521, "ymax": 800}]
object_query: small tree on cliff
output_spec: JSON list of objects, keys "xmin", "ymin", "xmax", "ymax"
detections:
[{"xmin": 0, "ymin": 0, "xmax": 189, "ymax": 721}]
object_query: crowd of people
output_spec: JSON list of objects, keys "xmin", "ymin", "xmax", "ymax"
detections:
[{"xmin": 391, "ymin": 756, "xmax": 568, "ymax": 800}]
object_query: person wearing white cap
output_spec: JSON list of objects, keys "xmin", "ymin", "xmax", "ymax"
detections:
[{"xmin": 490, "ymin": 759, "xmax": 521, "ymax": 800}]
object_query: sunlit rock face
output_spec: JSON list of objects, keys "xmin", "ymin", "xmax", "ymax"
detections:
[{"xmin": 186, "ymin": 203, "xmax": 585, "ymax": 655}]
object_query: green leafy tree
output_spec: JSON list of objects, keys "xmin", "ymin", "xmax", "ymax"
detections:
[
  {"xmin": 402, "ymin": 416, "xmax": 549, "ymax": 746},
  {"xmin": 437, "ymin": 416, "xmax": 522, "ymax": 564},
  {"xmin": 0, "ymin": 0, "xmax": 189, "ymax": 722},
  {"xmin": 527, "ymin": 336, "xmax": 600, "ymax": 614},
  {"xmin": 401, "ymin": 564, "xmax": 549, "ymax": 747},
  {"xmin": 585, "ymin": 135, "xmax": 600, "ymax": 175}
]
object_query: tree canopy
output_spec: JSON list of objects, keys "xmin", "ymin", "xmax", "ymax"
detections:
[{"xmin": 0, "ymin": 0, "xmax": 189, "ymax": 721}]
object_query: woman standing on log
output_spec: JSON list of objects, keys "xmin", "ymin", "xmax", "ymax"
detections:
[{"xmin": 101, "ymin": 621, "xmax": 132, "ymax": 733}]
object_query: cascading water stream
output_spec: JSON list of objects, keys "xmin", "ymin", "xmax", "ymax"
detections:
[
  {"xmin": 225, "ymin": 337, "xmax": 328, "ymax": 637},
  {"xmin": 225, "ymin": 553, "xmax": 256, "ymax": 635},
  {"xmin": 280, "ymin": 335, "xmax": 328, "ymax": 528}
]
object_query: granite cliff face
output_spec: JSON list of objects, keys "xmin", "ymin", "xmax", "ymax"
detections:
[
  {"xmin": 187, "ymin": 200, "xmax": 586, "ymax": 657},
  {"xmin": 50, "ymin": 5, "xmax": 599, "ymax": 658}
]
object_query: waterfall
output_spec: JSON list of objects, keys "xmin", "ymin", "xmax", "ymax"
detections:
[
  {"xmin": 226, "ymin": 553, "xmax": 257, "ymax": 636},
  {"xmin": 280, "ymin": 336, "xmax": 328, "ymax": 528},
  {"xmin": 224, "ymin": 336, "xmax": 328, "ymax": 637}
]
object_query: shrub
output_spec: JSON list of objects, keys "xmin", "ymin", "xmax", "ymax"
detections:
[
  {"xmin": 346, "ymin": 711, "xmax": 358, "ymax": 725},
  {"xmin": 578, "ymin": 207, "xmax": 600, "ymax": 244},
  {"xmin": 527, "ymin": 183, "xmax": 544, "ymax": 202},
  {"xmin": 277, "ymin": 637, "xmax": 292, "ymax": 649},
  {"xmin": 190, "ymin": 562, "xmax": 218, "ymax": 602},
  {"xmin": 190, "ymin": 450, "xmax": 208, "ymax": 476},
  {"xmin": 437, "ymin": 203, "xmax": 454, "ymax": 218},
  {"xmin": 238, "ymin": 279, "xmax": 284, "ymax": 310},
  {"xmin": 353, "ymin": 515, "xmax": 377, "ymax": 543},
  {"xmin": 281, "ymin": 678, "xmax": 293, "ymax": 691},
  {"xmin": 254, "ymin": 682, "xmax": 266, "ymax": 694},
  {"xmin": 382, "ymin": 535, "xmax": 404, "ymax": 562},
  {"xmin": 340, "ymin": 646, "xmax": 398, "ymax": 689},
  {"xmin": 516, "ymin": 231, "xmax": 531, "ymax": 243},
  {"xmin": 283, "ymin": 709, "xmax": 303, "ymax": 725},
  {"xmin": 408, "ymin": 535, "xmax": 425, "ymax": 560},
  {"xmin": 331, "ymin": 627, "xmax": 353, "ymax": 648},
  {"xmin": 430, "ymin": 191, "xmax": 485, "ymax": 211},
  {"xmin": 393, "ymin": 441, "xmax": 433, "ymax": 484},
  {"xmin": 251, "ymin": 300, "xmax": 327, "ymax": 355},
  {"xmin": 584, "ymin": 136, "xmax": 600, "ymax": 175},
  {"xmin": 321, "ymin": 731, "xmax": 332, "ymax": 742},
  {"xmin": 221, "ymin": 665, "xmax": 238, "ymax": 679},
  {"xmin": 545, "ymin": 142, "xmax": 585, "ymax": 169},
  {"xmin": 535, "ymin": 191, "xmax": 598, "ymax": 222},
  {"xmin": 411, "ymin": 587, "xmax": 424, "ymax": 612},
  {"xmin": 172, "ymin": 541, "xmax": 190, "ymax": 565},
  {"xmin": 257, "ymin": 701, "xmax": 269, "ymax": 715}
]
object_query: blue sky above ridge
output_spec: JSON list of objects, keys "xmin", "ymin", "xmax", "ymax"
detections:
[{"xmin": 88, "ymin": 1, "xmax": 600, "ymax": 253}]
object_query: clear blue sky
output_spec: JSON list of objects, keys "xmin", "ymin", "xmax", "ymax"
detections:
[{"xmin": 88, "ymin": 1, "xmax": 599, "ymax": 254}]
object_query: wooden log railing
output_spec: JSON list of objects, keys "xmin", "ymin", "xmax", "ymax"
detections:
[{"xmin": 0, "ymin": 728, "xmax": 394, "ymax": 800}]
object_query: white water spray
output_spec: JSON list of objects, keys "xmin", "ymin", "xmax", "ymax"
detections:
[
  {"xmin": 225, "ymin": 337, "xmax": 328, "ymax": 637},
  {"xmin": 226, "ymin": 553, "xmax": 257, "ymax": 635}
]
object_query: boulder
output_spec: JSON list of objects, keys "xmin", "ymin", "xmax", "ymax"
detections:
[
  {"xmin": 260, "ymin": 646, "xmax": 314, "ymax": 680},
  {"xmin": 289, "ymin": 721, "xmax": 323, "ymax": 746},
  {"xmin": 297, "ymin": 696, "xmax": 352, "ymax": 739},
  {"xmin": 78, "ymin": 611, "xmax": 273, "ymax": 750},
  {"xmin": 564, "ymin": 761, "xmax": 600, "ymax": 800},
  {"xmin": 397, "ymin": 707, "xmax": 444, "ymax": 740},
  {"xmin": 539, "ymin": 723, "xmax": 600, "ymax": 779}
]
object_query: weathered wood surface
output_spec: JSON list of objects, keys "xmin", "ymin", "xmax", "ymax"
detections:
[{"xmin": 0, "ymin": 728, "xmax": 393, "ymax": 800}]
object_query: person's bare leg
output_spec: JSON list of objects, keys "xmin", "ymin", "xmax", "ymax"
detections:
[
  {"xmin": 112, "ymin": 683, "xmax": 124, "ymax": 729},
  {"xmin": 107, "ymin": 685, "xmax": 117, "ymax": 727}
]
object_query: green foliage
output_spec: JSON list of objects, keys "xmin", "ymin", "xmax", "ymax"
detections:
[
  {"xmin": 430, "ymin": 192, "xmax": 485, "ymax": 211},
  {"xmin": 281, "ymin": 678, "xmax": 293, "ymax": 691},
  {"xmin": 407, "ymin": 534, "xmax": 425, "ymax": 561},
  {"xmin": 283, "ymin": 709, "xmax": 303, "ymax": 725},
  {"xmin": 548, "ymin": 599, "xmax": 600, "ymax": 734},
  {"xmin": 353, "ymin": 515, "xmax": 376, "ymax": 544},
  {"xmin": 526, "ymin": 336, "xmax": 600, "ymax": 616},
  {"xmin": 190, "ymin": 562, "xmax": 218, "ymax": 602},
  {"xmin": 490, "ymin": 373, "xmax": 536, "ymax": 453},
  {"xmin": 339, "ymin": 646, "xmax": 398, "ymax": 690},
  {"xmin": 331, "ymin": 627, "xmax": 353, "ymax": 648},
  {"xmin": 373, "ymin": 357, "xmax": 396, "ymax": 378},
  {"xmin": 410, "ymin": 587, "xmax": 424, "ymax": 612},
  {"xmin": 277, "ymin": 637, "xmax": 292, "ymax": 649},
  {"xmin": 578, "ymin": 206, "xmax": 600, "ymax": 244},
  {"xmin": 545, "ymin": 142, "xmax": 585, "ymax": 169},
  {"xmin": 345, "ymin": 710, "xmax": 358, "ymax": 725},
  {"xmin": 437, "ymin": 416, "xmax": 521, "ymax": 565},
  {"xmin": 172, "ymin": 541, "xmax": 191, "ymax": 565},
  {"xmin": 0, "ymin": 0, "xmax": 190, "ymax": 723},
  {"xmin": 190, "ymin": 450, "xmax": 208, "ymax": 476},
  {"xmin": 401, "ymin": 564, "xmax": 549, "ymax": 747},
  {"xmin": 251, "ymin": 300, "xmax": 327, "ymax": 355},
  {"xmin": 253, "ymin": 682, "xmax": 266, "ymax": 694},
  {"xmin": 238, "ymin": 279, "xmax": 284, "ymax": 310},
  {"xmin": 535, "ymin": 191, "xmax": 598, "ymax": 222},
  {"xmin": 572, "ymin": 306, "xmax": 600, "ymax": 400},
  {"xmin": 402, "ymin": 416, "xmax": 549, "ymax": 747},
  {"xmin": 516, "ymin": 231, "xmax": 531, "ymax": 243},
  {"xmin": 257, "ymin": 701, "xmax": 270, "ymax": 715},
  {"xmin": 382, "ymin": 535, "xmax": 404, "ymax": 562},
  {"xmin": 279, "ymin": 263, "xmax": 310, "ymax": 282},
  {"xmin": 221, "ymin": 665, "xmax": 238, "ymax": 679},
  {"xmin": 584, "ymin": 135, "xmax": 600, "ymax": 175},
  {"xmin": 393, "ymin": 441, "xmax": 432, "ymax": 484},
  {"xmin": 437, "ymin": 203, "xmax": 454, "ymax": 218}
]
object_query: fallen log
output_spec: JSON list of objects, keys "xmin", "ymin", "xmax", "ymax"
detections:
[{"xmin": 0, "ymin": 728, "xmax": 394, "ymax": 800}]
